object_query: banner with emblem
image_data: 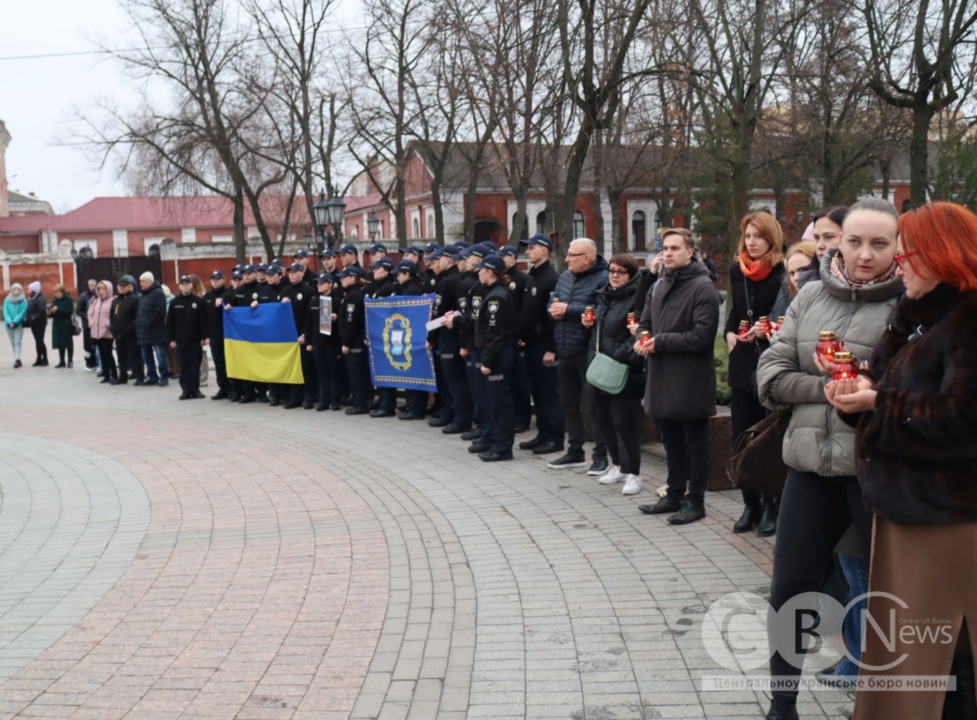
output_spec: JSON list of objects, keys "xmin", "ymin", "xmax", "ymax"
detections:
[{"xmin": 364, "ymin": 294, "xmax": 437, "ymax": 391}]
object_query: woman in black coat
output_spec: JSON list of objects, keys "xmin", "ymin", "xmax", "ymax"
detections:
[
  {"xmin": 25, "ymin": 282, "xmax": 48, "ymax": 366},
  {"xmin": 724, "ymin": 212, "xmax": 786, "ymax": 536},
  {"xmin": 582, "ymin": 254, "xmax": 647, "ymax": 496}
]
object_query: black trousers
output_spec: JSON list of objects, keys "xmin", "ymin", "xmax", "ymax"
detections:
[
  {"xmin": 294, "ymin": 348, "xmax": 317, "ymax": 403},
  {"xmin": 210, "ymin": 338, "xmax": 227, "ymax": 392},
  {"xmin": 115, "ymin": 336, "xmax": 143, "ymax": 381},
  {"xmin": 484, "ymin": 346, "xmax": 515, "ymax": 454},
  {"xmin": 768, "ymin": 469, "xmax": 873, "ymax": 697},
  {"xmin": 431, "ymin": 348, "xmax": 451, "ymax": 417},
  {"xmin": 405, "ymin": 390, "xmax": 427, "ymax": 415},
  {"xmin": 524, "ymin": 341, "xmax": 565, "ymax": 445},
  {"xmin": 558, "ymin": 354, "xmax": 605, "ymax": 458},
  {"xmin": 57, "ymin": 344, "xmax": 74, "ymax": 364},
  {"xmin": 346, "ymin": 346, "xmax": 371, "ymax": 410},
  {"xmin": 31, "ymin": 324, "xmax": 47, "ymax": 363},
  {"xmin": 595, "ymin": 391, "xmax": 643, "ymax": 475},
  {"xmin": 731, "ymin": 388, "xmax": 772, "ymax": 509},
  {"xmin": 82, "ymin": 326, "xmax": 97, "ymax": 367},
  {"xmin": 176, "ymin": 342, "xmax": 202, "ymax": 394},
  {"xmin": 655, "ymin": 417, "xmax": 710, "ymax": 505},
  {"xmin": 312, "ymin": 344, "xmax": 342, "ymax": 404},
  {"xmin": 468, "ymin": 349, "xmax": 489, "ymax": 429},
  {"xmin": 378, "ymin": 386, "xmax": 398, "ymax": 412},
  {"xmin": 439, "ymin": 335, "xmax": 471, "ymax": 427},
  {"xmin": 96, "ymin": 338, "xmax": 117, "ymax": 379},
  {"xmin": 511, "ymin": 346, "xmax": 532, "ymax": 429}
]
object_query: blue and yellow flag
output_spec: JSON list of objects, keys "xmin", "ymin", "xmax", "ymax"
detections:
[
  {"xmin": 365, "ymin": 295, "xmax": 437, "ymax": 391},
  {"xmin": 224, "ymin": 304, "xmax": 304, "ymax": 384}
]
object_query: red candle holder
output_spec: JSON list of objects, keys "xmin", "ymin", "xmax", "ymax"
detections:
[
  {"xmin": 831, "ymin": 351, "xmax": 858, "ymax": 381},
  {"xmin": 738, "ymin": 320, "xmax": 752, "ymax": 339},
  {"xmin": 583, "ymin": 306, "xmax": 595, "ymax": 323},
  {"xmin": 817, "ymin": 330, "xmax": 840, "ymax": 363},
  {"xmin": 759, "ymin": 316, "xmax": 772, "ymax": 337}
]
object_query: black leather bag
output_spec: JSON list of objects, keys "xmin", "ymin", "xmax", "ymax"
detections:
[{"xmin": 726, "ymin": 409, "xmax": 791, "ymax": 497}]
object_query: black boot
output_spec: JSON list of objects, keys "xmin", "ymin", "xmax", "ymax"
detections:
[
  {"xmin": 765, "ymin": 694, "xmax": 798, "ymax": 720},
  {"xmin": 757, "ymin": 499, "xmax": 780, "ymax": 537},
  {"xmin": 733, "ymin": 505, "xmax": 763, "ymax": 533},
  {"xmin": 944, "ymin": 654, "xmax": 977, "ymax": 720}
]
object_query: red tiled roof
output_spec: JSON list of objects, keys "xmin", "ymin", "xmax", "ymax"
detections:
[
  {"xmin": 344, "ymin": 193, "xmax": 384, "ymax": 213},
  {"xmin": 0, "ymin": 215, "xmax": 59, "ymax": 233}
]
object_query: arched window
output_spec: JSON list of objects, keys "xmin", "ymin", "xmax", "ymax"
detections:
[
  {"xmin": 631, "ymin": 210, "xmax": 646, "ymax": 252},
  {"xmin": 427, "ymin": 214, "xmax": 434, "ymax": 237},
  {"xmin": 376, "ymin": 220, "xmax": 384, "ymax": 239},
  {"xmin": 536, "ymin": 211, "xmax": 546, "ymax": 235},
  {"xmin": 573, "ymin": 211, "xmax": 585, "ymax": 239},
  {"xmin": 412, "ymin": 218, "xmax": 420, "ymax": 238}
]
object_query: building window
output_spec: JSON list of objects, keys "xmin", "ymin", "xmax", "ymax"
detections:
[
  {"xmin": 573, "ymin": 211, "xmax": 585, "ymax": 239},
  {"xmin": 350, "ymin": 225, "xmax": 358, "ymax": 237},
  {"xmin": 377, "ymin": 220, "xmax": 384, "ymax": 239},
  {"xmin": 427, "ymin": 214, "xmax": 434, "ymax": 237},
  {"xmin": 536, "ymin": 211, "xmax": 546, "ymax": 235},
  {"xmin": 631, "ymin": 211, "xmax": 646, "ymax": 252},
  {"xmin": 412, "ymin": 218, "xmax": 420, "ymax": 238}
]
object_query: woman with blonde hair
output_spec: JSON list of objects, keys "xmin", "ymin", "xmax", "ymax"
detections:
[
  {"xmin": 189, "ymin": 275, "xmax": 209, "ymax": 385},
  {"xmin": 725, "ymin": 211, "xmax": 786, "ymax": 536}
]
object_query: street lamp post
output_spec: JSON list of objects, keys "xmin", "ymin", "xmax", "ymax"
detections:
[
  {"xmin": 313, "ymin": 193, "xmax": 347, "ymax": 252},
  {"xmin": 368, "ymin": 212, "xmax": 380, "ymax": 241}
]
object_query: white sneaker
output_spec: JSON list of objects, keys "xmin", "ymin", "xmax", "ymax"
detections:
[
  {"xmin": 622, "ymin": 474, "xmax": 642, "ymax": 495},
  {"xmin": 598, "ymin": 465, "xmax": 625, "ymax": 484}
]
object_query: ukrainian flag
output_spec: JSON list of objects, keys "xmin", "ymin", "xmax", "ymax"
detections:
[{"xmin": 224, "ymin": 304, "xmax": 304, "ymax": 384}]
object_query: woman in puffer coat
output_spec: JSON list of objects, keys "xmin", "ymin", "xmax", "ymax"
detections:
[
  {"xmin": 581, "ymin": 254, "xmax": 646, "ymax": 497},
  {"xmin": 829, "ymin": 202, "xmax": 977, "ymax": 720},
  {"xmin": 86, "ymin": 281, "xmax": 116, "ymax": 382},
  {"xmin": 755, "ymin": 197, "xmax": 905, "ymax": 720}
]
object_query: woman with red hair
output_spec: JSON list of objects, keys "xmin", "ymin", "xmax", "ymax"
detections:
[{"xmin": 827, "ymin": 201, "xmax": 977, "ymax": 718}]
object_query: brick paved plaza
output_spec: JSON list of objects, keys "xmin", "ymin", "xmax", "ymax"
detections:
[{"xmin": 0, "ymin": 338, "xmax": 854, "ymax": 720}]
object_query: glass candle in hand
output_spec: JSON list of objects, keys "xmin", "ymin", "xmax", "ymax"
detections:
[
  {"xmin": 831, "ymin": 351, "xmax": 858, "ymax": 382},
  {"xmin": 738, "ymin": 320, "xmax": 751, "ymax": 339},
  {"xmin": 775, "ymin": 316, "xmax": 786, "ymax": 331},
  {"xmin": 627, "ymin": 312, "xmax": 636, "ymax": 325},
  {"xmin": 817, "ymin": 330, "xmax": 840, "ymax": 363},
  {"xmin": 639, "ymin": 330, "xmax": 651, "ymax": 348},
  {"xmin": 583, "ymin": 306, "xmax": 595, "ymax": 323},
  {"xmin": 759, "ymin": 316, "xmax": 772, "ymax": 336}
]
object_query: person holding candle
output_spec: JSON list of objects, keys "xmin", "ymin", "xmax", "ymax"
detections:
[
  {"xmin": 756, "ymin": 197, "xmax": 904, "ymax": 720},
  {"xmin": 581, "ymin": 253, "xmax": 647, "ymax": 495},
  {"xmin": 724, "ymin": 211, "xmax": 786, "ymax": 536},
  {"xmin": 826, "ymin": 201, "xmax": 977, "ymax": 720}
]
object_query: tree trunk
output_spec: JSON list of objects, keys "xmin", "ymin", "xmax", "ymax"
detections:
[
  {"xmin": 431, "ymin": 175, "xmax": 444, "ymax": 244},
  {"xmin": 729, "ymin": 136, "xmax": 752, "ymax": 263},
  {"xmin": 607, "ymin": 185, "xmax": 623, "ymax": 253},
  {"xmin": 880, "ymin": 158, "xmax": 891, "ymax": 201},
  {"xmin": 464, "ymin": 171, "xmax": 478, "ymax": 244},
  {"xmin": 592, "ymin": 130, "xmax": 605, "ymax": 253},
  {"xmin": 508, "ymin": 191, "xmax": 528, "ymax": 245},
  {"xmin": 233, "ymin": 186, "xmax": 247, "ymax": 264},
  {"xmin": 909, "ymin": 101, "xmax": 933, "ymax": 209}
]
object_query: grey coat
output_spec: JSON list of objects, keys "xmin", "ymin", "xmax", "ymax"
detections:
[
  {"xmin": 756, "ymin": 248, "xmax": 904, "ymax": 477},
  {"xmin": 638, "ymin": 258, "xmax": 722, "ymax": 420}
]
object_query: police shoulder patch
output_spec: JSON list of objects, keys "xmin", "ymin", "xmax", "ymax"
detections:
[
  {"xmin": 488, "ymin": 300, "xmax": 499, "ymax": 313},
  {"xmin": 509, "ymin": 281, "xmax": 517, "ymax": 290}
]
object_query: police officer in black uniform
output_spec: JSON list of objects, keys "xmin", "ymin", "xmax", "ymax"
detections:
[
  {"xmin": 302, "ymin": 273, "xmax": 344, "ymax": 411},
  {"xmin": 338, "ymin": 265, "xmax": 370, "ymax": 414},
  {"xmin": 498, "ymin": 245, "xmax": 531, "ymax": 432},
  {"xmin": 319, "ymin": 248, "xmax": 338, "ymax": 276},
  {"xmin": 255, "ymin": 263, "xmax": 269, "ymax": 289},
  {"xmin": 518, "ymin": 233, "xmax": 565, "ymax": 454},
  {"xmin": 258, "ymin": 264, "xmax": 284, "ymax": 302},
  {"xmin": 369, "ymin": 256, "xmax": 398, "ymax": 417},
  {"xmin": 422, "ymin": 242, "xmax": 440, "ymax": 293},
  {"xmin": 293, "ymin": 249, "xmax": 318, "ymax": 286},
  {"xmin": 167, "ymin": 275, "xmax": 208, "ymax": 400},
  {"xmin": 224, "ymin": 265, "xmax": 262, "ymax": 403},
  {"xmin": 430, "ymin": 246, "xmax": 472, "ymax": 433},
  {"xmin": 202, "ymin": 270, "xmax": 230, "ymax": 399},
  {"xmin": 278, "ymin": 263, "xmax": 315, "ymax": 409},
  {"xmin": 392, "ymin": 260, "xmax": 428, "ymax": 420},
  {"xmin": 454, "ymin": 244, "xmax": 490, "ymax": 443}
]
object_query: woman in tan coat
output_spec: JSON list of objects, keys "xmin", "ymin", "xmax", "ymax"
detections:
[{"xmin": 829, "ymin": 201, "xmax": 977, "ymax": 719}]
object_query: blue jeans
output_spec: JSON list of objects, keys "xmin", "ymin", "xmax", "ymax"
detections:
[
  {"xmin": 837, "ymin": 553, "xmax": 870, "ymax": 679},
  {"xmin": 141, "ymin": 344, "xmax": 170, "ymax": 382}
]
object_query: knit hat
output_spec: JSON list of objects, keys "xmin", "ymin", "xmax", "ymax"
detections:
[
  {"xmin": 28, "ymin": 281, "xmax": 41, "ymax": 295},
  {"xmin": 139, "ymin": 271, "xmax": 155, "ymax": 283}
]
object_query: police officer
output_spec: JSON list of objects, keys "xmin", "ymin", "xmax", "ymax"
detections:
[
  {"xmin": 422, "ymin": 242, "xmax": 440, "ymax": 293},
  {"xmin": 338, "ymin": 265, "xmax": 370, "ymax": 415},
  {"xmin": 448, "ymin": 254, "xmax": 515, "ymax": 462},
  {"xmin": 339, "ymin": 243, "xmax": 362, "ymax": 272},
  {"xmin": 319, "ymin": 248, "xmax": 338, "ymax": 276},
  {"xmin": 167, "ymin": 275, "xmax": 208, "ymax": 400},
  {"xmin": 498, "ymin": 245, "xmax": 531, "ymax": 432},
  {"xmin": 259, "ymin": 264, "xmax": 284, "ymax": 302},
  {"xmin": 279, "ymin": 263, "xmax": 315, "ymax": 409},
  {"xmin": 518, "ymin": 233, "xmax": 564, "ymax": 454},
  {"xmin": 293, "ymin": 249, "xmax": 318, "ymax": 286},
  {"xmin": 393, "ymin": 260, "xmax": 428, "ymax": 420},
  {"xmin": 224, "ymin": 266, "xmax": 262, "ymax": 403},
  {"xmin": 369, "ymin": 256, "xmax": 398, "ymax": 418},
  {"xmin": 430, "ymin": 246, "xmax": 471, "ymax": 433},
  {"xmin": 453, "ymin": 244, "xmax": 490, "ymax": 443},
  {"xmin": 303, "ymin": 273, "xmax": 344, "ymax": 411},
  {"xmin": 202, "ymin": 270, "xmax": 230, "ymax": 399},
  {"xmin": 255, "ymin": 263, "xmax": 269, "ymax": 288}
]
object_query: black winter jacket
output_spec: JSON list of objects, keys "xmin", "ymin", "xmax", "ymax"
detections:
[
  {"xmin": 110, "ymin": 292, "xmax": 140, "ymax": 341},
  {"xmin": 430, "ymin": 266, "xmax": 462, "ymax": 342},
  {"xmin": 202, "ymin": 287, "xmax": 228, "ymax": 339},
  {"xmin": 638, "ymin": 258, "xmax": 722, "ymax": 420},
  {"xmin": 842, "ymin": 285, "xmax": 977, "ymax": 525},
  {"xmin": 475, "ymin": 281, "xmax": 515, "ymax": 370},
  {"xmin": 135, "ymin": 283, "xmax": 168, "ymax": 345},
  {"xmin": 724, "ymin": 263, "xmax": 786, "ymax": 392},
  {"xmin": 339, "ymin": 284, "xmax": 366, "ymax": 347},
  {"xmin": 279, "ymin": 281, "xmax": 313, "ymax": 335},
  {"xmin": 585, "ymin": 273, "xmax": 646, "ymax": 396},
  {"xmin": 26, "ymin": 293, "xmax": 47, "ymax": 329},
  {"xmin": 519, "ymin": 260, "xmax": 559, "ymax": 351},
  {"xmin": 552, "ymin": 255, "xmax": 608, "ymax": 358},
  {"xmin": 166, "ymin": 292, "xmax": 207, "ymax": 344},
  {"xmin": 457, "ymin": 276, "xmax": 486, "ymax": 351}
]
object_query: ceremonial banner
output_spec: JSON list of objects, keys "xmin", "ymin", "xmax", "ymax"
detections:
[
  {"xmin": 364, "ymin": 294, "xmax": 437, "ymax": 391},
  {"xmin": 224, "ymin": 304, "xmax": 304, "ymax": 384}
]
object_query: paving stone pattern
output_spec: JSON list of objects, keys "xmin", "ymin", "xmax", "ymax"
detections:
[{"xmin": 0, "ymin": 337, "xmax": 853, "ymax": 719}]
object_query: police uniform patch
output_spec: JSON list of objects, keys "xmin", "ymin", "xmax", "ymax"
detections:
[
  {"xmin": 531, "ymin": 287, "xmax": 537, "ymax": 296},
  {"xmin": 488, "ymin": 301, "xmax": 499, "ymax": 313},
  {"xmin": 347, "ymin": 304, "xmax": 355, "ymax": 314},
  {"xmin": 252, "ymin": 293, "xmax": 258, "ymax": 299},
  {"xmin": 435, "ymin": 295, "xmax": 443, "ymax": 306},
  {"xmin": 509, "ymin": 281, "xmax": 516, "ymax": 291},
  {"xmin": 297, "ymin": 293, "xmax": 303, "ymax": 300},
  {"xmin": 472, "ymin": 297, "xmax": 482, "ymax": 308},
  {"xmin": 459, "ymin": 299, "xmax": 467, "ymax": 310}
]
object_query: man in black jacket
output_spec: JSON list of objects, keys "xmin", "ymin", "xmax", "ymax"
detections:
[
  {"xmin": 499, "ymin": 245, "xmax": 531, "ymax": 432},
  {"xmin": 430, "ymin": 247, "xmax": 469, "ymax": 432},
  {"xmin": 136, "ymin": 272, "xmax": 170, "ymax": 387},
  {"xmin": 76, "ymin": 279, "xmax": 98, "ymax": 370},
  {"xmin": 280, "ymin": 263, "xmax": 316, "ymax": 409},
  {"xmin": 518, "ymin": 234, "xmax": 565, "ymax": 455},
  {"xmin": 202, "ymin": 271, "xmax": 230, "ymax": 399},
  {"xmin": 224, "ymin": 267, "xmax": 260, "ymax": 403},
  {"xmin": 293, "ymin": 249, "xmax": 318, "ymax": 287},
  {"xmin": 167, "ymin": 275, "xmax": 207, "ymax": 400},
  {"xmin": 302, "ymin": 273, "xmax": 344, "ymax": 411},
  {"xmin": 110, "ymin": 276, "xmax": 144, "ymax": 385}
]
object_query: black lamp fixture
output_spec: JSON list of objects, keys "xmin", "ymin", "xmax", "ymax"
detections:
[
  {"xmin": 367, "ymin": 211, "xmax": 380, "ymax": 240},
  {"xmin": 313, "ymin": 192, "xmax": 347, "ymax": 251},
  {"xmin": 304, "ymin": 231, "xmax": 313, "ymax": 251},
  {"xmin": 70, "ymin": 247, "xmax": 78, "ymax": 260}
]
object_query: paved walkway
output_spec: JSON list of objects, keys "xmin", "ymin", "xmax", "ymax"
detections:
[{"xmin": 0, "ymin": 337, "xmax": 853, "ymax": 720}]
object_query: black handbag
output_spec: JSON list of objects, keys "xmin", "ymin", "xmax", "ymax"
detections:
[{"xmin": 726, "ymin": 409, "xmax": 791, "ymax": 497}]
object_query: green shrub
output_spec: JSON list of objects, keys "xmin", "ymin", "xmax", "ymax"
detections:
[{"xmin": 715, "ymin": 337, "xmax": 731, "ymax": 406}]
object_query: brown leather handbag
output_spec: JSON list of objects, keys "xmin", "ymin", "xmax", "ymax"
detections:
[{"xmin": 726, "ymin": 410, "xmax": 791, "ymax": 497}]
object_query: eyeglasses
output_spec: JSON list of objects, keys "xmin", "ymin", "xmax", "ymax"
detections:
[
  {"xmin": 607, "ymin": 268, "xmax": 628, "ymax": 275},
  {"xmin": 566, "ymin": 252, "xmax": 587, "ymax": 258},
  {"xmin": 894, "ymin": 250, "xmax": 919, "ymax": 269}
]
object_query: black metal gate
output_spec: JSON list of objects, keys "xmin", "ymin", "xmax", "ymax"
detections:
[{"xmin": 74, "ymin": 256, "xmax": 163, "ymax": 287}]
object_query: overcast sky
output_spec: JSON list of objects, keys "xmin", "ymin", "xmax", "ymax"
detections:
[{"xmin": 1, "ymin": 0, "xmax": 357, "ymax": 214}]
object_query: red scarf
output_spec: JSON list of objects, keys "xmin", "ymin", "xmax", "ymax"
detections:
[{"xmin": 739, "ymin": 251, "xmax": 773, "ymax": 282}]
